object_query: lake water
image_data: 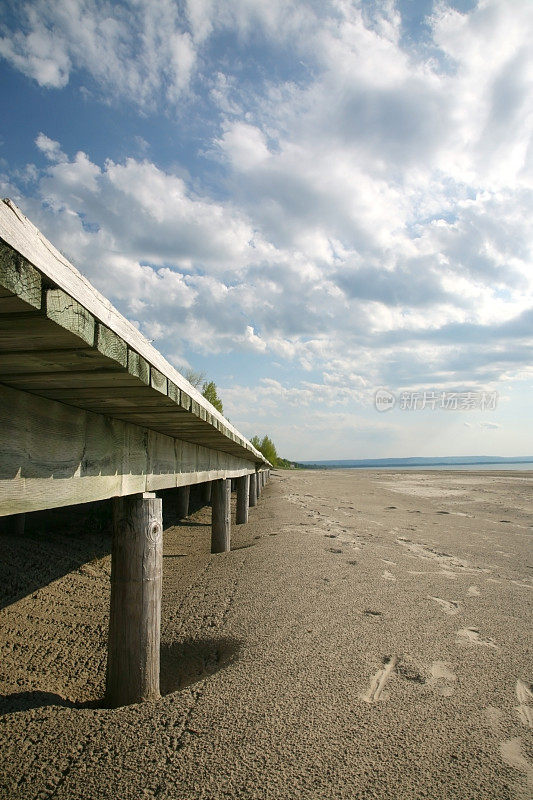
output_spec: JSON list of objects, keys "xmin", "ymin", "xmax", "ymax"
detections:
[{"xmin": 337, "ymin": 463, "xmax": 533, "ymax": 471}]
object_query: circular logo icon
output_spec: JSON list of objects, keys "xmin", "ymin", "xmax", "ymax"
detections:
[{"xmin": 374, "ymin": 388, "xmax": 396, "ymax": 412}]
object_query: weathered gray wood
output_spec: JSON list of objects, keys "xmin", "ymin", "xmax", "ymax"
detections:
[
  {"xmin": 46, "ymin": 288, "xmax": 95, "ymax": 346},
  {"xmin": 0, "ymin": 239, "xmax": 41, "ymax": 309},
  {"xmin": 0, "ymin": 384, "xmax": 256, "ymax": 516},
  {"xmin": 106, "ymin": 492, "xmax": 162, "ymax": 707},
  {"xmin": 127, "ymin": 349, "xmax": 150, "ymax": 385},
  {"xmin": 176, "ymin": 485, "xmax": 190, "ymax": 518},
  {"xmin": 249, "ymin": 472, "xmax": 257, "ymax": 508},
  {"xmin": 150, "ymin": 367, "xmax": 167, "ymax": 395},
  {"xmin": 96, "ymin": 323, "xmax": 128, "ymax": 367},
  {"xmin": 211, "ymin": 479, "xmax": 230, "ymax": 553},
  {"xmin": 201, "ymin": 481, "xmax": 212, "ymax": 504},
  {"xmin": 0, "ymin": 347, "xmax": 118, "ymax": 374},
  {"xmin": 236, "ymin": 474, "xmax": 249, "ymax": 524}
]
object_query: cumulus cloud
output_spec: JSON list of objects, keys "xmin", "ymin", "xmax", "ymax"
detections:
[{"xmin": 0, "ymin": 0, "xmax": 199, "ymax": 104}]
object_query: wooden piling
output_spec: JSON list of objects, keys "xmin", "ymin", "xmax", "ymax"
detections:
[
  {"xmin": 236, "ymin": 474, "xmax": 250, "ymax": 524},
  {"xmin": 201, "ymin": 481, "xmax": 212, "ymax": 505},
  {"xmin": 176, "ymin": 485, "xmax": 190, "ymax": 519},
  {"xmin": 106, "ymin": 492, "xmax": 163, "ymax": 707},
  {"xmin": 211, "ymin": 479, "xmax": 231, "ymax": 553},
  {"xmin": 249, "ymin": 472, "xmax": 257, "ymax": 507}
]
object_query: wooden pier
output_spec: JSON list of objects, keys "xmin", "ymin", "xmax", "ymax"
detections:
[{"xmin": 0, "ymin": 199, "xmax": 271, "ymax": 706}]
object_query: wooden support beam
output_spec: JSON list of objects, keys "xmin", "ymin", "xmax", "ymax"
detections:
[
  {"xmin": 176, "ymin": 485, "xmax": 190, "ymax": 519},
  {"xmin": 236, "ymin": 474, "xmax": 250, "ymax": 525},
  {"xmin": 106, "ymin": 492, "xmax": 163, "ymax": 707},
  {"xmin": 201, "ymin": 481, "xmax": 212, "ymax": 505},
  {"xmin": 249, "ymin": 472, "xmax": 257, "ymax": 508},
  {"xmin": 211, "ymin": 479, "xmax": 230, "ymax": 553}
]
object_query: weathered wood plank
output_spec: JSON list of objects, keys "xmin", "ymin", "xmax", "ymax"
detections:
[
  {"xmin": 0, "ymin": 238, "xmax": 42, "ymax": 309},
  {"xmin": 150, "ymin": 367, "xmax": 167, "ymax": 395},
  {"xmin": 96, "ymin": 323, "xmax": 128, "ymax": 367},
  {"xmin": 0, "ymin": 384, "xmax": 257, "ymax": 516},
  {"xmin": 45, "ymin": 288, "xmax": 95, "ymax": 346},
  {"xmin": 0, "ymin": 293, "xmax": 38, "ymax": 313},
  {"xmin": 0, "ymin": 314, "xmax": 94, "ymax": 351},
  {"xmin": 1, "ymin": 370, "xmax": 146, "ymax": 389},
  {"xmin": 0, "ymin": 347, "xmax": 120, "ymax": 374},
  {"xmin": 127, "ymin": 349, "xmax": 150, "ymax": 385}
]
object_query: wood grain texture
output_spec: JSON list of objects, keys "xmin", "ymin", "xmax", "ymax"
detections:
[
  {"xmin": 201, "ymin": 481, "xmax": 212, "ymax": 504},
  {"xmin": 106, "ymin": 493, "xmax": 162, "ymax": 706},
  {"xmin": 176, "ymin": 484, "xmax": 190, "ymax": 519},
  {"xmin": 45, "ymin": 288, "xmax": 95, "ymax": 346},
  {"xmin": 211, "ymin": 478, "xmax": 231, "ymax": 553},
  {"xmin": 249, "ymin": 472, "xmax": 258, "ymax": 508},
  {"xmin": 0, "ymin": 384, "xmax": 256, "ymax": 516},
  {"xmin": 0, "ymin": 238, "xmax": 41, "ymax": 309},
  {"xmin": 236, "ymin": 474, "xmax": 249, "ymax": 525}
]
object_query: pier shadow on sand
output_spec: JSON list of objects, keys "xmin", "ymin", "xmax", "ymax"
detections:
[
  {"xmin": 0, "ymin": 500, "xmax": 113, "ymax": 611},
  {"xmin": 0, "ymin": 637, "xmax": 243, "ymax": 714},
  {"xmin": 0, "ymin": 484, "xmax": 215, "ymax": 610},
  {"xmin": 160, "ymin": 636, "xmax": 242, "ymax": 695},
  {"xmin": 0, "ymin": 691, "xmax": 97, "ymax": 715}
]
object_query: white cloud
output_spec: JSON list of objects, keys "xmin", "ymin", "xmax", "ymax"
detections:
[
  {"xmin": 0, "ymin": 0, "xmax": 199, "ymax": 105},
  {"xmin": 2, "ymin": 0, "xmax": 532, "ymax": 457}
]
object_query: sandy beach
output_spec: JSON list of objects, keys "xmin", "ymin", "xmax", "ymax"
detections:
[{"xmin": 1, "ymin": 469, "xmax": 532, "ymax": 800}]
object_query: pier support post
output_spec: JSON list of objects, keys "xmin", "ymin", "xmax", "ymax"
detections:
[
  {"xmin": 211, "ymin": 479, "xmax": 231, "ymax": 553},
  {"xmin": 176, "ymin": 485, "xmax": 190, "ymax": 519},
  {"xmin": 236, "ymin": 474, "xmax": 250, "ymax": 525},
  {"xmin": 257, "ymin": 472, "xmax": 262, "ymax": 498},
  {"xmin": 201, "ymin": 481, "xmax": 212, "ymax": 505},
  {"xmin": 249, "ymin": 472, "xmax": 257, "ymax": 508},
  {"xmin": 106, "ymin": 492, "xmax": 163, "ymax": 707}
]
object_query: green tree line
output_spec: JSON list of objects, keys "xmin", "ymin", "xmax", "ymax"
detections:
[{"xmin": 180, "ymin": 367, "xmax": 297, "ymax": 468}]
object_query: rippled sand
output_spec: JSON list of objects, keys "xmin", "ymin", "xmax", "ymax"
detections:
[{"xmin": 1, "ymin": 470, "xmax": 532, "ymax": 799}]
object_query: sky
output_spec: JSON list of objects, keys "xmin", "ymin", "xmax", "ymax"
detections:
[{"xmin": 0, "ymin": 0, "xmax": 532, "ymax": 460}]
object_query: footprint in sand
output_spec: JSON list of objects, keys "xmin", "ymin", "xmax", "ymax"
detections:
[
  {"xmin": 360, "ymin": 656, "xmax": 397, "ymax": 703},
  {"xmin": 456, "ymin": 627, "xmax": 499, "ymax": 650},
  {"xmin": 427, "ymin": 661, "xmax": 457, "ymax": 697},
  {"xmin": 361, "ymin": 656, "xmax": 427, "ymax": 704},
  {"xmin": 516, "ymin": 679, "xmax": 533, "ymax": 729},
  {"xmin": 382, "ymin": 570, "xmax": 396, "ymax": 581},
  {"xmin": 467, "ymin": 585, "xmax": 480, "ymax": 596},
  {"xmin": 428, "ymin": 596, "xmax": 460, "ymax": 615},
  {"xmin": 500, "ymin": 739, "xmax": 533, "ymax": 792}
]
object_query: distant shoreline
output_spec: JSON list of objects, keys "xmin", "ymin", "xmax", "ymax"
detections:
[
  {"xmin": 296, "ymin": 457, "xmax": 533, "ymax": 471},
  {"xmin": 295, "ymin": 463, "xmax": 533, "ymax": 472}
]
